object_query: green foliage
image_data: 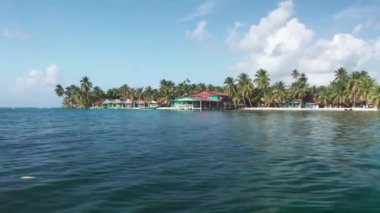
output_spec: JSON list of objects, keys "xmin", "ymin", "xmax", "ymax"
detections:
[
  {"xmin": 370, "ymin": 86, "xmax": 380, "ymax": 110},
  {"xmin": 55, "ymin": 68, "xmax": 380, "ymax": 109}
]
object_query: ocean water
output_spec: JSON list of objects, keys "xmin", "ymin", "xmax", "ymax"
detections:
[{"xmin": 1, "ymin": 109, "xmax": 380, "ymax": 212}]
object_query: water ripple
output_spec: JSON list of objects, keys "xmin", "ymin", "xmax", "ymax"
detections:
[{"xmin": 1, "ymin": 109, "xmax": 380, "ymax": 212}]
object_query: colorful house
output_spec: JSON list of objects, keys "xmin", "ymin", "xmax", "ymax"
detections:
[
  {"xmin": 113, "ymin": 99, "xmax": 125, "ymax": 108},
  {"xmin": 102, "ymin": 99, "xmax": 130, "ymax": 109},
  {"xmin": 172, "ymin": 91, "xmax": 231, "ymax": 110},
  {"xmin": 171, "ymin": 97, "xmax": 199, "ymax": 110},
  {"xmin": 102, "ymin": 99, "xmax": 114, "ymax": 109},
  {"xmin": 148, "ymin": 101, "xmax": 159, "ymax": 108},
  {"xmin": 286, "ymin": 99, "xmax": 304, "ymax": 108},
  {"xmin": 135, "ymin": 100, "xmax": 146, "ymax": 108},
  {"xmin": 305, "ymin": 102, "xmax": 319, "ymax": 109},
  {"xmin": 92, "ymin": 100, "xmax": 104, "ymax": 108},
  {"xmin": 286, "ymin": 99, "xmax": 320, "ymax": 108},
  {"xmin": 124, "ymin": 99, "xmax": 133, "ymax": 108},
  {"xmin": 98, "ymin": 99, "xmax": 158, "ymax": 109}
]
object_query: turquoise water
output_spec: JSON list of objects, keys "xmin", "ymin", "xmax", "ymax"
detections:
[{"xmin": 1, "ymin": 109, "xmax": 380, "ymax": 212}]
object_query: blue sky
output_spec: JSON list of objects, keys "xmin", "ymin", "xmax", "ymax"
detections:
[{"xmin": 1, "ymin": 0, "xmax": 380, "ymax": 107}]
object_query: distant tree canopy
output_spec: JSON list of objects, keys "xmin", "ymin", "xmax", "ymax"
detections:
[{"xmin": 55, "ymin": 67, "xmax": 380, "ymax": 110}]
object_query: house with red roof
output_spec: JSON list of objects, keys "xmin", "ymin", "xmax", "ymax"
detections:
[
  {"xmin": 92, "ymin": 99, "xmax": 157, "ymax": 109},
  {"xmin": 135, "ymin": 100, "xmax": 146, "ymax": 108},
  {"xmin": 92, "ymin": 100, "xmax": 104, "ymax": 108},
  {"xmin": 172, "ymin": 91, "xmax": 232, "ymax": 110}
]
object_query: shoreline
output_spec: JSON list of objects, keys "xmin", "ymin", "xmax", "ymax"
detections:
[
  {"xmin": 156, "ymin": 107, "xmax": 379, "ymax": 112},
  {"xmin": 243, "ymin": 107, "xmax": 378, "ymax": 112},
  {"xmin": 156, "ymin": 107, "xmax": 176, "ymax": 110}
]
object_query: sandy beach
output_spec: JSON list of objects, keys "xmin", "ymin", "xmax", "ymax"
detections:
[
  {"xmin": 156, "ymin": 107, "xmax": 378, "ymax": 112},
  {"xmin": 243, "ymin": 107, "xmax": 378, "ymax": 112},
  {"xmin": 156, "ymin": 107, "xmax": 176, "ymax": 110}
]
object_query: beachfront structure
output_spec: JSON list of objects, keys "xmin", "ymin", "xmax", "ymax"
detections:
[
  {"xmin": 124, "ymin": 99, "xmax": 133, "ymax": 108},
  {"xmin": 284, "ymin": 99, "xmax": 321, "ymax": 109},
  {"xmin": 135, "ymin": 100, "xmax": 146, "ymax": 109},
  {"xmin": 305, "ymin": 102, "xmax": 319, "ymax": 109},
  {"xmin": 172, "ymin": 91, "xmax": 231, "ymax": 110},
  {"xmin": 286, "ymin": 99, "xmax": 304, "ymax": 108},
  {"xmin": 102, "ymin": 99, "xmax": 125, "ymax": 109},
  {"xmin": 102, "ymin": 99, "xmax": 113, "ymax": 108},
  {"xmin": 99, "ymin": 99, "xmax": 146, "ymax": 109},
  {"xmin": 92, "ymin": 100, "xmax": 104, "ymax": 108},
  {"xmin": 148, "ymin": 101, "xmax": 159, "ymax": 108}
]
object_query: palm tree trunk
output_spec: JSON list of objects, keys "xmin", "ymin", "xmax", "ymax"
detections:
[{"xmin": 248, "ymin": 98, "xmax": 252, "ymax": 108}]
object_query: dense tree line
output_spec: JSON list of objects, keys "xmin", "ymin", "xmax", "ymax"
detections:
[
  {"xmin": 55, "ymin": 78, "xmax": 223, "ymax": 108},
  {"xmin": 55, "ymin": 67, "xmax": 380, "ymax": 109},
  {"xmin": 223, "ymin": 67, "xmax": 380, "ymax": 109}
]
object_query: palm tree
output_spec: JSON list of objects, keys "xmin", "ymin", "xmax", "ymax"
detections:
[
  {"xmin": 237, "ymin": 73, "xmax": 254, "ymax": 107},
  {"xmin": 91, "ymin": 86, "xmax": 105, "ymax": 102},
  {"xmin": 334, "ymin": 67, "xmax": 348, "ymax": 83},
  {"xmin": 370, "ymin": 85, "xmax": 380, "ymax": 110},
  {"xmin": 289, "ymin": 72, "xmax": 309, "ymax": 103},
  {"xmin": 262, "ymin": 90, "xmax": 274, "ymax": 107},
  {"xmin": 177, "ymin": 79, "xmax": 191, "ymax": 97},
  {"xmin": 254, "ymin": 69, "xmax": 270, "ymax": 92},
  {"xmin": 194, "ymin": 83, "xmax": 207, "ymax": 93},
  {"xmin": 224, "ymin": 77, "xmax": 238, "ymax": 107},
  {"xmin": 118, "ymin": 84, "xmax": 131, "ymax": 100},
  {"xmin": 271, "ymin": 81, "xmax": 287, "ymax": 107},
  {"xmin": 253, "ymin": 69, "xmax": 270, "ymax": 106},
  {"xmin": 136, "ymin": 87, "xmax": 144, "ymax": 100},
  {"xmin": 330, "ymin": 83, "xmax": 348, "ymax": 108},
  {"xmin": 80, "ymin": 76, "xmax": 93, "ymax": 108},
  {"xmin": 65, "ymin": 84, "xmax": 83, "ymax": 108},
  {"xmin": 299, "ymin": 73, "xmax": 308, "ymax": 85},
  {"xmin": 316, "ymin": 87, "xmax": 330, "ymax": 107},
  {"xmin": 359, "ymin": 77, "xmax": 375, "ymax": 108},
  {"xmin": 144, "ymin": 86, "xmax": 156, "ymax": 102},
  {"xmin": 55, "ymin": 84, "xmax": 64, "ymax": 97},
  {"xmin": 307, "ymin": 85, "xmax": 318, "ymax": 102},
  {"xmin": 80, "ymin": 76, "xmax": 92, "ymax": 93},
  {"xmin": 291, "ymin": 69, "xmax": 300, "ymax": 80},
  {"xmin": 291, "ymin": 84, "xmax": 308, "ymax": 101},
  {"xmin": 347, "ymin": 71, "xmax": 362, "ymax": 107},
  {"xmin": 129, "ymin": 87, "xmax": 144, "ymax": 104},
  {"xmin": 106, "ymin": 88, "xmax": 120, "ymax": 99},
  {"xmin": 159, "ymin": 79, "xmax": 176, "ymax": 106}
]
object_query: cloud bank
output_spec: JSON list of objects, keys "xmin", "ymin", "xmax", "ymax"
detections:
[
  {"xmin": 186, "ymin": 21, "xmax": 209, "ymax": 41},
  {"xmin": 12, "ymin": 64, "xmax": 61, "ymax": 94},
  {"xmin": 6, "ymin": 64, "xmax": 63, "ymax": 107},
  {"xmin": 180, "ymin": 0, "xmax": 219, "ymax": 21},
  {"xmin": 228, "ymin": 0, "xmax": 380, "ymax": 85},
  {"xmin": 1, "ymin": 25, "xmax": 30, "ymax": 41}
]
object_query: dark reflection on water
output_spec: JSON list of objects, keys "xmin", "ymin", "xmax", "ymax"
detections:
[{"xmin": 1, "ymin": 109, "xmax": 380, "ymax": 212}]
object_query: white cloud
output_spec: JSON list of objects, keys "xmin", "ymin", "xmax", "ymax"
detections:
[
  {"xmin": 186, "ymin": 21, "xmax": 209, "ymax": 41},
  {"xmin": 352, "ymin": 23, "xmax": 363, "ymax": 35},
  {"xmin": 179, "ymin": 0, "xmax": 218, "ymax": 21},
  {"xmin": 229, "ymin": 61, "xmax": 249, "ymax": 73},
  {"xmin": 334, "ymin": 5, "xmax": 380, "ymax": 33},
  {"xmin": 298, "ymin": 34, "xmax": 378, "ymax": 84},
  {"xmin": 334, "ymin": 6, "xmax": 379, "ymax": 21},
  {"xmin": 225, "ymin": 22, "xmax": 244, "ymax": 48},
  {"xmin": 228, "ymin": 0, "xmax": 380, "ymax": 85},
  {"xmin": 239, "ymin": 0, "xmax": 293, "ymax": 51},
  {"xmin": 12, "ymin": 64, "xmax": 62, "ymax": 94},
  {"xmin": 1, "ymin": 25, "xmax": 30, "ymax": 41}
]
